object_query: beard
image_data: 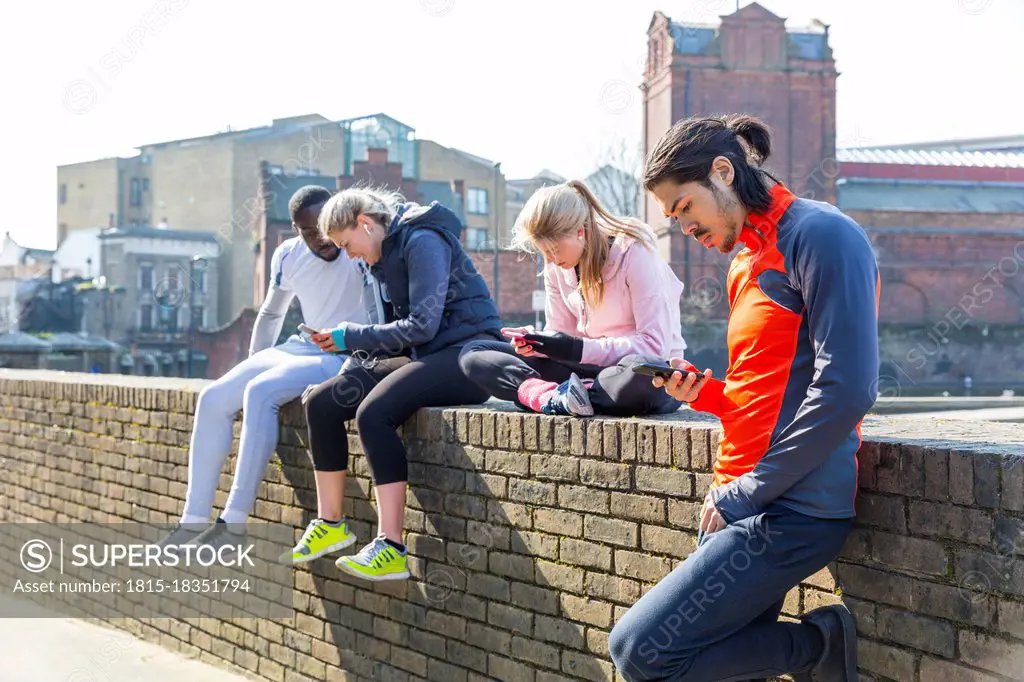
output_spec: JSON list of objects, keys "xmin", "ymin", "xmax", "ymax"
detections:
[{"xmin": 709, "ymin": 184, "xmax": 742, "ymax": 254}]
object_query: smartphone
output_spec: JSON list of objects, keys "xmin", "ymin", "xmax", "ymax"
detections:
[
  {"xmin": 297, "ymin": 323, "xmax": 318, "ymax": 336},
  {"xmin": 631, "ymin": 362, "xmax": 696, "ymax": 381},
  {"xmin": 501, "ymin": 329, "xmax": 526, "ymax": 342}
]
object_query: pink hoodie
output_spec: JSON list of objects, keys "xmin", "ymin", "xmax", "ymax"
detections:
[{"xmin": 543, "ymin": 234, "xmax": 687, "ymax": 366}]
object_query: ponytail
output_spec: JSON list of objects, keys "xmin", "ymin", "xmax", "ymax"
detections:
[
  {"xmin": 513, "ymin": 179, "xmax": 656, "ymax": 308},
  {"xmin": 318, "ymin": 185, "xmax": 405, "ymax": 236},
  {"xmin": 643, "ymin": 114, "xmax": 774, "ymax": 214}
]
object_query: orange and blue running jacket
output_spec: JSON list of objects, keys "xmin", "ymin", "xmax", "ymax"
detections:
[{"xmin": 686, "ymin": 183, "xmax": 880, "ymax": 522}]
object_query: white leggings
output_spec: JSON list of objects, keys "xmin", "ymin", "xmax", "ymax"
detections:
[{"xmin": 181, "ymin": 335, "xmax": 344, "ymax": 523}]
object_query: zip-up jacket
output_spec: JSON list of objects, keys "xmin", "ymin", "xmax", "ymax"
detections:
[{"xmin": 686, "ymin": 183, "xmax": 880, "ymax": 522}]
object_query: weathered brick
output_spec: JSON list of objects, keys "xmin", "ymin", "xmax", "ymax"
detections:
[
  {"xmin": 855, "ymin": 493, "xmax": 906, "ymax": 533},
  {"xmin": 536, "ymin": 561, "xmax": 585, "ymax": 594},
  {"xmin": 957, "ymin": 549, "xmax": 1024, "ymax": 597},
  {"xmin": 837, "ymin": 564, "xmax": 914, "ymax": 609},
  {"xmin": 489, "ymin": 654, "xmax": 537, "ymax": 682},
  {"xmin": 585, "ymin": 421, "xmax": 603, "ymax": 458},
  {"xmin": 995, "ymin": 514, "xmax": 1024, "ymax": 557},
  {"xmin": 449, "ymin": 641, "xmax": 488, "ymax": 674},
  {"xmin": 469, "ymin": 573, "xmax": 511, "ymax": 602},
  {"xmin": 466, "ymin": 472, "xmax": 506, "ymax": 498},
  {"xmin": 531, "ymin": 454, "xmax": 579, "ymax": 482},
  {"xmin": 510, "ymin": 635, "xmax": 561, "ymax": 670},
  {"xmin": 615, "ymin": 550, "xmax": 672, "ymax": 582},
  {"xmin": 538, "ymin": 417, "xmax": 555, "ymax": 452},
  {"xmin": 634, "ymin": 466, "xmax": 692, "ymax": 497},
  {"xmin": 924, "ymin": 449, "xmax": 950, "ymax": 501},
  {"xmin": 584, "ymin": 572, "xmax": 641, "ymax": 604},
  {"xmin": 570, "ymin": 419, "xmax": 586, "ymax": 457},
  {"xmin": 876, "ymin": 605, "xmax": 955, "ymax": 657},
  {"xmin": 909, "ymin": 500, "xmax": 992, "ymax": 544},
  {"xmin": 489, "ymin": 551, "xmax": 535, "ymax": 582},
  {"xmin": 641, "ymin": 525, "xmax": 696, "ymax": 559},
  {"xmin": 635, "ymin": 423, "xmax": 656, "ymax": 463},
  {"xmin": 445, "ymin": 592, "xmax": 488, "ymax": 622},
  {"xmin": 950, "ymin": 450, "xmax": 977, "ymax": 505},
  {"xmin": 467, "ymin": 520, "xmax": 510, "ymax": 550},
  {"xmin": 466, "ymin": 623, "xmax": 511, "ymax": 654},
  {"xmin": 975, "ymin": 454, "xmax": 1002, "ymax": 508},
  {"xmin": 534, "ymin": 614, "xmax": 586, "ymax": 649},
  {"xmin": 558, "ymin": 485, "xmax": 610, "ymax": 514},
  {"xmin": 447, "ymin": 542, "xmax": 488, "ymax": 571},
  {"xmin": 998, "ymin": 600, "xmax": 1024, "ymax": 640},
  {"xmin": 610, "ymin": 492, "xmax": 666, "ymax": 523},
  {"xmin": 1002, "ymin": 456, "xmax": 1024, "ymax": 511},
  {"xmin": 534, "ymin": 508, "xmax": 583, "ymax": 537},
  {"xmin": 488, "ymin": 603, "xmax": 533, "ymax": 636},
  {"xmin": 560, "ymin": 594, "xmax": 613, "ymax": 627},
  {"xmin": 487, "ymin": 500, "xmax": 532, "ymax": 529},
  {"xmin": 959, "ymin": 631, "xmax": 1024, "ymax": 678},
  {"xmin": 613, "ymin": 421, "xmax": 635, "ymax": 462},
  {"xmin": 445, "ymin": 493, "xmax": 487, "ymax": 520},
  {"xmin": 920, "ymin": 657, "xmax": 1003, "ymax": 682},
  {"xmin": 512, "ymin": 531, "xmax": 559, "ymax": 560},
  {"xmin": 486, "ymin": 450, "xmax": 529, "ymax": 477},
  {"xmin": 579, "ymin": 460, "xmax": 631, "ymax": 490},
  {"xmin": 427, "ymin": 659, "xmax": 467, "ymax": 682},
  {"xmin": 408, "ymin": 628, "xmax": 446, "ymax": 659},
  {"xmin": 425, "ymin": 611, "xmax": 466, "ymax": 639},
  {"xmin": 584, "ymin": 515, "xmax": 638, "ymax": 548},
  {"xmin": 857, "ymin": 640, "xmax": 916, "ymax": 682},
  {"xmin": 373, "ymin": 618, "xmax": 409, "ymax": 645},
  {"xmin": 667, "ymin": 499, "xmax": 702, "ymax": 530},
  {"xmin": 509, "ymin": 478, "xmax": 558, "ymax": 506},
  {"xmin": 407, "ymin": 533, "xmax": 446, "ymax": 562},
  {"xmin": 911, "ymin": 579, "xmax": 993, "ymax": 628},
  {"xmin": 390, "ymin": 646, "xmax": 428, "ymax": 677},
  {"xmin": 871, "ymin": 531, "xmax": 949, "ymax": 576},
  {"xmin": 562, "ymin": 650, "xmax": 615, "ymax": 682}
]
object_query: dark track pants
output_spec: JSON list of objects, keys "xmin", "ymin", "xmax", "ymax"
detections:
[
  {"xmin": 303, "ymin": 345, "xmax": 491, "ymax": 484},
  {"xmin": 458, "ymin": 339, "xmax": 681, "ymax": 417},
  {"xmin": 609, "ymin": 503, "xmax": 853, "ymax": 681}
]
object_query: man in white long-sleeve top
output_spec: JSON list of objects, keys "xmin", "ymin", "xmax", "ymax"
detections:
[{"xmin": 160, "ymin": 185, "xmax": 383, "ymax": 546}]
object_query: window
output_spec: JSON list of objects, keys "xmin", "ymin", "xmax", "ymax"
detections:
[
  {"xmin": 195, "ymin": 268, "xmax": 207, "ymax": 293},
  {"xmin": 139, "ymin": 263, "xmax": 154, "ymax": 291},
  {"xmin": 142, "ymin": 178, "xmax": 150, "ymax": 191},
  {"xmin": 129, "ymin": 178, "xmax": 142, "ymax": 207},
  {"xmin": 159, "ymin": 304, "xmax": 177, "ymax": 333},
  {"xmin": 139, "ymin": 304, "xmax": 153, "ymax": 331},
  {"xmin": 465, "ymin": 228, "xmax": 489, "ymax": 250},
  {"xmin": 59, "ymin": 183, "xmax": 67, "ymax": 205},
  {"xmin": 467, "ymin": 188, "xmax": 489, "ymax": 215},
  {"xmin": 191, "ymin": 305, "xmax": 204, "ymax": 329}
]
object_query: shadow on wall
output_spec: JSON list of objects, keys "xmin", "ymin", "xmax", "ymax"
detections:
[{"xmin": 275, "ymin": 403, "xmax": 616, "ymax": 681}]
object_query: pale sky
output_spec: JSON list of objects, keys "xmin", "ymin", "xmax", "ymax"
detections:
[{"xmin": 2, "ymin": 0, "xmax": 1021, "ymax": 249}]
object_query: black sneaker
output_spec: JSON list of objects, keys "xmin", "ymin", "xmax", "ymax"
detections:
[
  {"xmin": 156, "ymin": 522, "xmax": 209, "ymax": 548},
  {"xmin": 794, "ymin": 605, "xmax": 858, "ymax": 682}
]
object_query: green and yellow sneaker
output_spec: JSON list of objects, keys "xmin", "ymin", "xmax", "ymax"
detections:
[
  {"xmin": 335, "ymin": 535, "xmax": 410, "ymax": 581},
  {"xmin": 279, "ymin": 518, "xmax": 357, "ymax": 565}
]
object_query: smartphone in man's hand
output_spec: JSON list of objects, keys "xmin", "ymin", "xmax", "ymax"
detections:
[{"xmin": 631, "ymin": 362, "xmax": 697, "ymax": 381}]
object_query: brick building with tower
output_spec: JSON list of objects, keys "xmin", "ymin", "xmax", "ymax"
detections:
[{"xmin": 643, "ymin": 2, "xmax": 1024, "ymax": 391}]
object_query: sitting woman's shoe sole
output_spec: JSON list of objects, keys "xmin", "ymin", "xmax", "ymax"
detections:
[
  {"xmin": 284, "ymin": 535, "xmax": 358, "ymax": 565},
  {"xmin": 335, "ymin": 561, "xmax": 410, "ymax": 581}
]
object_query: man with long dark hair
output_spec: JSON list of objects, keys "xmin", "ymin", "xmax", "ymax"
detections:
[{"xmin": 609, "ymin": 114, "xmax": 879, "ymax": 682}]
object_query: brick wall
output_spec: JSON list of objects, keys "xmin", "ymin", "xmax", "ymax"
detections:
[{"xmin": 1, "ymin": 370, "xmax": 1022, "ymax": 681}]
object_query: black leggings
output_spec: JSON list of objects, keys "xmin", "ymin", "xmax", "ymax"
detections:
[
  {"xmin": 458, "ymin": 340, "xmax": 681, "ymax": 417},
  {"xmin": 303, "ymin": 345, "xmax": 491, "ymax": 484}
]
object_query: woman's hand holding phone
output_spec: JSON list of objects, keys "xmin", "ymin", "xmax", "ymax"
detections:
[{"xmin": 500, "ymin": 326, "xmax": 546, "ymax": 358}]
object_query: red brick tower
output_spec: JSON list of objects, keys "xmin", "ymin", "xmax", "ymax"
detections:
[{"xmin": 643, "ymin": 3, "xmax": 837, "ymax": 314}]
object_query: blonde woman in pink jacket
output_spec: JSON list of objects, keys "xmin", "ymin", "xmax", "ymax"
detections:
[{"xmin": 458, "ymin": 179, "xmax": 688, "ymax": 417}]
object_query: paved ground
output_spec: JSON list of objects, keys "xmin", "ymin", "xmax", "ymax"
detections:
[{"xmin": 0, "ymin": 597, "xmax": 255, "ymax": 682}]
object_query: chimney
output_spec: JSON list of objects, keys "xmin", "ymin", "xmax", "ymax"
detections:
[{"xmin": 452, "ymin": 180, "xmax": 465, "ymax": 198}]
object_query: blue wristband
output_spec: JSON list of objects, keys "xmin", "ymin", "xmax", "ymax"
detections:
[{"xmin": 329, "ymin": 327, "xmax": 347, "ymax": 351}]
